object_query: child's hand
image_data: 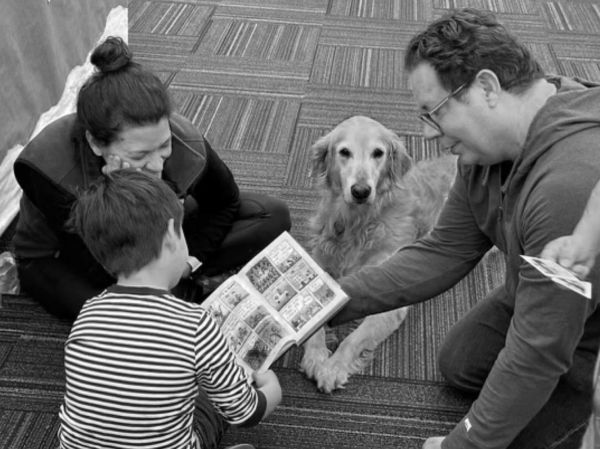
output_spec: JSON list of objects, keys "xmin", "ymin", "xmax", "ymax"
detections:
[
  {"xmin": 252, "ymin": 370, "xmax": 282, "ymax": 420},
  {"xmin": 541, "ymin": 235, "xmax": 596, "ymax": 278},
  {"xmin": 252, "ymin": 369, "xmax": 278, "ymax": 388}
]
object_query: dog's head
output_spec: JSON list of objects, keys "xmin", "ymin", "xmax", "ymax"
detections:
[{"xmin": 310, "ymin": 116, "xmax": 412, "ymax": 205}]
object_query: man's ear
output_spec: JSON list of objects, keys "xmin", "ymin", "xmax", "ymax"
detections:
[
  {"xmin": 86, "ymin": 131, "xmax": 105, "ymax": 157},
  {"xmin": 475, "ymin": 69, "xmax": 502, "ymax": 107}
]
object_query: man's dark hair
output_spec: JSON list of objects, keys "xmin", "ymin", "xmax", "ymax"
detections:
[
  {"xmin": 404, "ymin": 8, "xmax": 545, "ymax": 95},
  {"xmin": 75, "ymin": 36, "xmax": 172, "ymax": 147},
  {"xmin": 67, "ymin": 170, "xmax": 184, "ymax": 277}
]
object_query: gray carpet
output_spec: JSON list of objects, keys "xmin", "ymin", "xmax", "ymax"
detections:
[{"xmin": 3, "ymin": 0, "xmax": 600, "ymax": 447}]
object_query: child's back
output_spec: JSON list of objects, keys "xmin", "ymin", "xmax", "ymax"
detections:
[
  {"xmin": 60, "ymin": 285, "xmax": 259, "ymax": 448},
  {"xmin": 59, "ymin": 170, "xmax": 281, "ymax": 448}
]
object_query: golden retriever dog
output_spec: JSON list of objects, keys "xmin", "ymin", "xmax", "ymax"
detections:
[{"xmin": 300, "ymin": 115, "xmax": 456, "ymax": 393}]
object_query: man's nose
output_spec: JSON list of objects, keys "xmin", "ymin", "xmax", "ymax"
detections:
[{"xmin": 423, "ymin": 122, "xmax": 442, "ymax": 140}]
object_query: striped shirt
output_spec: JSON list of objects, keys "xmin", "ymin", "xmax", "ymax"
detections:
[{"xmin": 58, "ymin": 285, "xmax": 263, "ymax": 449}]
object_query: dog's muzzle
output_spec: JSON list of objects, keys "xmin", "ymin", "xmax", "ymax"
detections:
[{"xmin": 351, "ymin": 184, "xmax": 371, "ymax": 202}]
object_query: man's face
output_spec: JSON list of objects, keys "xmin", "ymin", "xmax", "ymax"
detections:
[
  {"xmin": 408, "ymin": 63, "xmax": 507, "ymax": 166},
  {"xmin": 91, "ymin": 116, "xmax": 173, "ymax": 178}
]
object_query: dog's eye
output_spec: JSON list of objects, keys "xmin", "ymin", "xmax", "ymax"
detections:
[
  {"xmin": 373, "ymin": 148, "xmax": 384, "ymax": 159},
  {"xmin": 339, "ymin": 148, "xmax": 350, "ymax": 158}
]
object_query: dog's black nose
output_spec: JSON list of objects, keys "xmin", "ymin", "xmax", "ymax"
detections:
[{"xmin": 351, "ymin": 184, "xmax": 371, "ymax": 200}]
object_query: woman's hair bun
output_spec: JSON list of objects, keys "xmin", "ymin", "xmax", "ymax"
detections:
[{"xmin": 91, "ymin": 36, "xmax": 132, "ymax": 74}]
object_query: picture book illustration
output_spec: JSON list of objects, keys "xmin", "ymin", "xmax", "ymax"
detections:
[{"xmin": 201, "ymin": 232, "xmax": 349, "ymax": 374}]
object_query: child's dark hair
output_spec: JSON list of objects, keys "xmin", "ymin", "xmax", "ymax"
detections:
[
  {"xmin": 76, "ymin": 36, "xmax": 172, "ymax": 147},
  {"xmin": 67, "ymin": 170, "xmax": 184, "ymax": 277}
]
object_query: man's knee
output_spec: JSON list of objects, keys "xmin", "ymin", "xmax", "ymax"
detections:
[
  {"xmin": 437, "ymin": 324, "xmax": 498, "ymax": 395},
  {"xmin": 438, "ymin": 335, "xmax": 483, "ymax": 394},
  {"xmin": 438, "ymin": 286, "xmax": 512, "ymax": 394}
]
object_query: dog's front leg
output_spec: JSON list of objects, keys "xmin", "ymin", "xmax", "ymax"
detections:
[
  {"xmin": 313, "ymin": 307, "xmax": 410, "ymax": 393},
  {"xmin": 299, "ymin": 326, "xmax": 331, "ymax": 380}
]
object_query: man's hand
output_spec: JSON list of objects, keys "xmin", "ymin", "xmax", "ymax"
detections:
[
  {"xmin": 423, "ymin": 436, "xmax": 445, "ymax": 449},
  {"xmin": 101, "ymin": 155, "xmax": 131, "ymax": 175},
  {"xmin": 540, "ymin": 235, "xmax": 596, "ymax": 278}
]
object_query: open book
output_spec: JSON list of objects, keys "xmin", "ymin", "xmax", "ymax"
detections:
[{"xmin": 201, "ymin": 231, "xmax": 349, "ymax": 374}]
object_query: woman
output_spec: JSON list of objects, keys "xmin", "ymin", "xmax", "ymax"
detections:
[{"xmin": 13, "ymin": 36, "xmax": 291, "ymax": 318}]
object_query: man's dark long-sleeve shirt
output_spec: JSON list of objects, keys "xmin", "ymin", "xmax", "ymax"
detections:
[{"xmin": 331, "ymin": 76, "xmax": 600, "ymax": 448}]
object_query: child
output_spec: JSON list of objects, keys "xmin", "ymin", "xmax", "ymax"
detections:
[{"xmin": 58, "ymin": 169, "xmax": 282, "ymax": 449}]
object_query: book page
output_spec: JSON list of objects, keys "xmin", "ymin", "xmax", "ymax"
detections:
[
  {"xmin": 236, "ymin": 232, "xmax": 348, "ymax": 344},
  {"xmin": 202, "ymin": 277, "xmax": 296, "ymax": 374},
  {"xmin": 202, "ymin": 232, "xmax": 349, "ymax": 373}
]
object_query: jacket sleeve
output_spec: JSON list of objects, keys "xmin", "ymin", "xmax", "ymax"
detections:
[
  {"xmin": 13, "ymin": 159, "xmax": 82, "ymax": 260},
  {"xmin": 330, "ymin": 169, "xmax": 494, "ymax": 326},
  {"xmin": 184, "ymin": 138, "xmax": 241, "ymax": 265},
  {"xmin": 443, "ymin": 170, "xmax": 599, "ymax": 449}
]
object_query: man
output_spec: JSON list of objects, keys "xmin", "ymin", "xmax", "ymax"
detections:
[{"xmin": 329, "ymin": 8, "xmax": 600, "ymax": 449}]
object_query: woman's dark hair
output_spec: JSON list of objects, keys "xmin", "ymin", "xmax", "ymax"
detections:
[
  {"xmin": 67, "ymin": 169, "xmax": 184, "ymax": 278},
  {"xmin": 76, "ymin": 36, "xmax": 172, "ymax": 147},
  {"xmin": 404, "ymin": 8, "xmax": 545, "ymax": 96}
]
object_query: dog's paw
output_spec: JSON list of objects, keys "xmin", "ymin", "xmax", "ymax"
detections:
[
  {"xmin": 299, "ymin": 347, "xmax": 331, "ymax": 380},
  {"xmin": 313, "ymin": 358, "xmax": 351, "ymax": 394}
]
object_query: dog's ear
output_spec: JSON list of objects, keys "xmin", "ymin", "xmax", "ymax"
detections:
[
  {"xmin": 388, "ymin": 132, "xmax": 412, "ymax": 183},
  {"xmin": 309, "ymin": 131, "xmax": 332, "ymax": 184}
]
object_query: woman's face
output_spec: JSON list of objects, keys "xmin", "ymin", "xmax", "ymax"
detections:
[{"xmin": 88, "ymin": 117, "xmax": 172, "ymax": 178}]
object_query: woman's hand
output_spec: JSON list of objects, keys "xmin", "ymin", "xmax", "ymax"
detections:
[{"xmin": 101, "ymin": 155, "xmax": 131, "ymax": 175}]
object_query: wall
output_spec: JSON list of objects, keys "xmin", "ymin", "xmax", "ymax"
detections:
[
  {"xmin": 0, "ymin": 0, "xmax": 126, "ymax": 158},
  {"xmin": 0, "ymin": 0, "xmax": 127, "ymax": 235}
]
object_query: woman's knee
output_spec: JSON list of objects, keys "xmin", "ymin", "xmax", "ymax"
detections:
[
  {"xmin": 267, "ymin": 196, "xmax": 291, "ymax": 233},
  {"xmin": 238, "ymin": 192, "xmax": 291, "ymax": 235}
]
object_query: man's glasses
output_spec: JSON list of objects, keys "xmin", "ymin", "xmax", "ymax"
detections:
[{"xmin": 419, "ymin": 82, "xmax": 468, "ymax": 133}]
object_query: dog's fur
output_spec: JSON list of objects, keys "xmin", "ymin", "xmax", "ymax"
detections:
[{"xmin": 300, "ymin": 116, "xmax": 456, "ymax": 393}]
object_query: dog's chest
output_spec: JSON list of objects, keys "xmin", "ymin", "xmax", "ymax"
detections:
[{"xmin": 318, "ymin": 222, "xmax": 388, "ymax": 275}]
